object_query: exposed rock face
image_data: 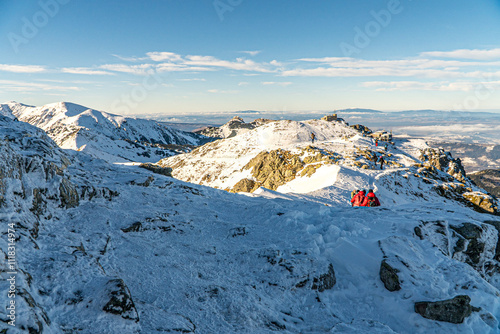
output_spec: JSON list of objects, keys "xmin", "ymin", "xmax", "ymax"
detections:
[
  {"xmin": 230, "ymin": 178, "xmax": 258, "ymax": 193},
  {"xmin": 414, "ymin": 295, "xmax": 473, "ymax": 324},
  {"xmin": 103, "ymin": 279, "xmax": 139, "ymax": 322},
  {"xmin": 139, "ymin": 162, "xmax": 173, "ymax": 176},
  {"xmin": 244, "ymin": 149, "xmax": 304, "ymax": 191},
  {"xmin": 350, "ymin": 124, "xmax": 372, "ymax": 134},
  {"xmin": 416, "ymin": 221, "xmax": 500, "ymax": 283},
  {"xmin": 59, "ymin": 177, "xmax": 80, "ymax": 208},
  {"xmin": 419, "ymin": 148, "xmax": 467, "ymax": 182},
  {"xmin": 311, "ymin": 264, "xmax": 336, "ymax": 292},
  {"xmin": 463, "ymin": 192, "xmax": 499, "ymax": 214},
  {"xmin": 379, "ymin": 260, "xmax": 401, "ymax": 292}
]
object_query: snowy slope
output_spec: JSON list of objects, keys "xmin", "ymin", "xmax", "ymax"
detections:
[
  {"xmin": 2, "ymin": 115, "xmax": 500, "ymax": 333},
  {"xmin": 2, "ymin": 101, "xmax": 209, "ymax": 163},
  {"xmin": 158, "ymin": 119, "xmax": 485, "ymax": 208}
]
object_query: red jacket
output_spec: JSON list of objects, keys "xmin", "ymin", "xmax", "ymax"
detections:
[
  {"xmin": 351, "ymin": 191, "xmax": 366, "ymax": 207},
  {"xmin": 361, "ymin": 192, "xmax": 381, "ymax": 207}
]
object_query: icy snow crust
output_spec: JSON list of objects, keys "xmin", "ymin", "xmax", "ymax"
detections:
[
  {"xmin": 2, "ymin": 102, "xmax": 207, "ymax": 164},
  {"xmin": 1, "ymin": 115, "xmax": 500, "ymax": 333}
]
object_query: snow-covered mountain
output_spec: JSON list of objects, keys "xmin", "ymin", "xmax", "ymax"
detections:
[
  {"xmin": 1, "ymin": 102, "xmax": 209, "ymax": 163},
  {"xmin": 157, "ymin": 118, "xmax": 495, "ymax": 212},
  {"xmin": 194, "ymin": 116, "xmax": 275, "ymax": 139},
  {"xmin": 2, "ymin": 114, "xmax": 500, "ymax": 333}
]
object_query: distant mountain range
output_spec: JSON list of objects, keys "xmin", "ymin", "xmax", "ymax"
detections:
[{"xmin": 0, "ymin": 102, "xmax": 210, "ymax": 163}]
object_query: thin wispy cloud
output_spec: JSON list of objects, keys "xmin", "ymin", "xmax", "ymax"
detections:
[
  {"xmin": 420, "ymin": 48, "xmax": 500, "ymax": 61},
  {"xmin": 262, "ymin": 81, "xmax": 293, "ymax": 86},
  {"xmin": 111, "ymin": 54, "xmax": 148, "ymax": 62},
  {"xmin": 239, "ymin": 50, "xmax": 261, "ymax": 57},
  {"xmin": 0, "ymin": 64, "xmax": 47, "ymax": 73},
  {"xmin": 178, "ymin": 78, "xmax": 206, "ymax": 81},
  {"xmin": 61, "ymin": 67, "xmax": 114, "ymax": 75},
  {"xmin": 0, "ymin": 80, "xmax": 80, "ymax": 92}
]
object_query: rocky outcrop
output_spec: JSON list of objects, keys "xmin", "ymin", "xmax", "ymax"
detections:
[
  {"xmin": 59, "ymin": 177, "xmax": 80, "ymax": 208},
  {"xmin": 350, "ymin": 124, "xmax": 372, "ymax": 134},
  {"xmin": 243, "ymin": 149, "xmax": 304, "ymax": 191},
  {"xmin": 434, "ymin": 183, "xmax": 499, "ymax": 215},
  {"xmin": 414, "ymin": 295, "xmax": 475, "ymax": 324},
  {"xmin": 419, "ymin": 148, "xmax": 467, "ymax": 182},
  {"xmin": 379, "ymin": 260, "xmax": 401, "ymax": 292},
  {"xmin": 230, "ymin": 178, "xmax": 258, "ymax": 193},
  {"xmin": 311, "ymin": 264, "xmax": 336, "ymax": 292},
  {"xmin": 416, "ymin": 220, "xmax": 500, "ymax": 284},
  {"xmin": 102, "ymin": 279, "xmax": 139, "ymax": 322},
  {"xmin": 463, "ymin": 192, "xmax": 499, "ymax": 214},
  {"xmin": 139, "ymin": 162, "xmax": 173, "ymax": 176}
]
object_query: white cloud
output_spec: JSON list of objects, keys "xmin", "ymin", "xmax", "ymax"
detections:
[
  {"xmin": 238, "ymin": 82, "xmax": 249, "ymax": 86},
  {"xmin": 207, "ymin": 89, "xmax": 239, "ymax": 94},
  {"xmin": 99, "ymin": 64, "xmax": 155, "ymax": 75},
  {"xmin": 147, "ymin": 52, "xmax": 183, "ymax": 62},
  {"xmin": 239, "ymin": 50, "xmax": 261, "ymax": 57},
  {"xmin": 261, "ymin": 81, "xmax": 293, "ymax": 86},
  {"xmin": 421, "ymin": 48, "xmax": 500, "ymax": 60},
  {"xmin": 61, "ymin": 67, "xmax": 114, "ymax": 75},
  {"xmin": 0, "ymin": 80, "xmax": 80, "ymax": 92},
  {"xmin": 0, "ymin": 64, "xmax": 46, "ymax": 73},
  {"xmin": 178, "ymin": 78, "xmax": 206, "ymax": 81},
  {"xmin": 111, "ymin": 54, "xmax": 148, "ymax": 62}
]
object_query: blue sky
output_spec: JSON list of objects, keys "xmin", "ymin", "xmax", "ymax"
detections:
[{"xmin": 1, "ymin": 0, "xmax": 500, "ymax": 116}]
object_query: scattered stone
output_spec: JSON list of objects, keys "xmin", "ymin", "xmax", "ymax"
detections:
[
  {"xmin": 379, "ymin": 260, "xmax": 401, "ymax": 292},
  {"xmin": 311, "ymin": 264, "xmax": 336, "ymax": 292},
  {"xmin": 414, "ymin": 295, "xmax": 473, "ymax": 324}
]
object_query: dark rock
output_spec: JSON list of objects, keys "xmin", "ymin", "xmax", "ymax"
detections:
[
  {"xmin": 379, "ymin": 260, "xmax": 401, "ymax": 292},
  {"xmin": 103, "ymin": 279, "xmax": 139, "ymax": 322},
  {"xmin": 121, "ymin": 222, "xmax": 143, "ymax": 233},
  {"xmin": 414, "ymin": 295, "xmax": 473, "ymax": 324},
  {"xmin": 450, "ymin": 223, "xmax": 485, "ymax": 265},
  {"xmin": 59, "ymin": 177, "xmax": 79, "ymax": 208},
  {"xmin": 139, "ymin": 163, "xmax": 172, "ymax": 177},
  {"xmin": 311, "ymin": 264, "xmax": 336, "ymax": 292}
]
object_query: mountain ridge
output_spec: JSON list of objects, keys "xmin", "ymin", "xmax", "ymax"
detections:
[{"xmin": 2, "ymin": 101, "xmax": 211, "ymax": 163}]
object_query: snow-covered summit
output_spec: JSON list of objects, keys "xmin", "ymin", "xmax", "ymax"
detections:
[
  {"xmin": 158, "ymin": 117, "xmax": 497, "ymax": 213},
  {"xmin": 2, "ymin": 101, "xmax": 210, "ymax": 163}
]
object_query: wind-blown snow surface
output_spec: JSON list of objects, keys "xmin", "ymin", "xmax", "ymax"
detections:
[
  {"xmin": 2, "ymin": 115, "xmax": 500, "ymax": 333},
  {"xmin": 1, "ymin": 101, "xmax": 208, "ymax": 163}
]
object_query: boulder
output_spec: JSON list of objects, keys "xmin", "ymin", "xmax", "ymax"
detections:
[
  {"xmin": 231, "ymin": 178, "xmax": 258, "ymax": 193},
  {"xmin": 311, "ymin": 264, "xmax": 336, "ymax": 292},
  {"xmin": 414, "ymin": 295, "xmax": 473, "ymax": 324},
  {"xmin": 102, "ymin": 279, "xmax": 139, "ymax": 322},
  {"xmin": 379, "ymin": 260, "xmax": 401, "ymax": 292}
]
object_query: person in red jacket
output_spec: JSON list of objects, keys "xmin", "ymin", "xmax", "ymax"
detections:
[
  {"xmin": 351, "ymin": 190, "xmax": 366, "ymax": 207},
  {"xmin": 361, "ymin": 189, "xmax": 381, "ymax": 207}
]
